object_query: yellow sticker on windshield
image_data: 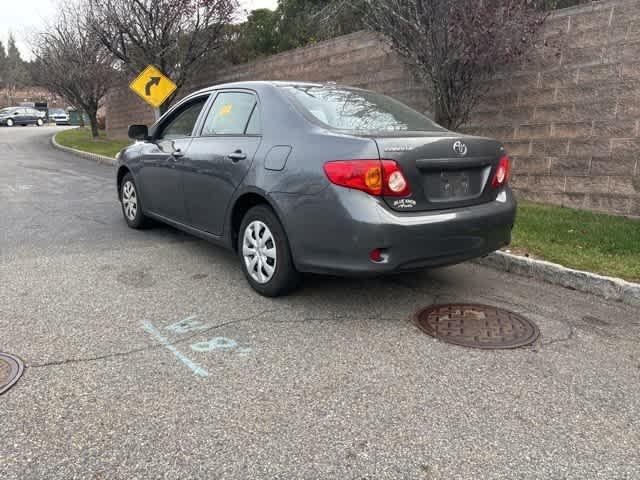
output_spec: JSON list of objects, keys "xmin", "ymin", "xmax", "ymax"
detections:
[{"xmin": 220, "ymin": 104, "xmax": 233, "ymax": 116}]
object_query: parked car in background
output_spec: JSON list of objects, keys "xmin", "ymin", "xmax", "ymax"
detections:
[
  {"xmin": 117, "ymin": 81, "xmax": 516, "ymax": 297},
  {"xmin": 0, "ymin": 107, "xmax": 45, "ymax": 127},
  {"xmin": 48, "ymin": 108, "xmax": 70, "ymax": 125}
]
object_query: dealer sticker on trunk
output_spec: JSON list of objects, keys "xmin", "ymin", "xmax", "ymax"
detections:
[{"xmin": 393, "ymin": 198, "xmax": 417, "ymax": 209}]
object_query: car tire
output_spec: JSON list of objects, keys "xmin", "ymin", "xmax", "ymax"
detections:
[
  {"xmin": 6, "ymin": 119, "xmax": 14, "ymax": 127},
  {"xmin": 36, "ymin": 118, "xmax": 44, "ymax": 126},
  {"xmin": 120, "ymin": 173, "xmax": 151, "ymax": 229},
  {"xmin": 238, "ymin": 205, "xmax": 301, "ymax": 297}
]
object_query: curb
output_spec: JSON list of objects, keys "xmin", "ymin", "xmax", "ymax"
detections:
[
  {"xmin": 51, "ymin": 133, "xmax": 117, "ymax": 166},
  {"xmin": 474, "ymin": 251, "xmax": 640, "ymax": 307}
]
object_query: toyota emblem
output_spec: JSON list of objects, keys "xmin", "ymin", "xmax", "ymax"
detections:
[{"xmin": 453, "ymin": 140, "xmax": 468, "ymax": 156}]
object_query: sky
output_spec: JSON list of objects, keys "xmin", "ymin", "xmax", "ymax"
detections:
[{"xmin": 0, "ymin": 0, "xmax": 279, "ymax": 60}]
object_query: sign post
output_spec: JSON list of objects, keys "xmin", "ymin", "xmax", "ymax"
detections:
[{"xmin": 129, "ymin": 65, "xmax": 177, "ymax": 116}]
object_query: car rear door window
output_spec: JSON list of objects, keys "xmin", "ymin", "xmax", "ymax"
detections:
[
  {"xmin": 201, "ymin": 92, "xmax": 257, "ymax": 136},
  {"xmin": 157, "ymin": 97, "xmax": 207, "ymax": 140},
  {"xmin": 245, "ymin": 105, "xmax": 262, "ymax": 135}
]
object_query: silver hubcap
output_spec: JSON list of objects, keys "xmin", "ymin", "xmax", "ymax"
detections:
[
  {"xmin": 7, "ymin": 119, "xmax": 13, "ymax": 126},
  {"xmin": 122, "ymin": 181, "xmax": 138, "ymax": 221},
  {"xmin": 243, "ymin": 221, "xmax": 277, "ymax": 284}
]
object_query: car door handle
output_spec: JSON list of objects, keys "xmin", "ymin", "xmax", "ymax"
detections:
[{"xmin": 227, "ymin": 150, "xmax": 247, "ymax": 162}]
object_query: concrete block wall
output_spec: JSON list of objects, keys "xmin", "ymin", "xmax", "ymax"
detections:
[
  {"xmin": 464, "ymin": 0, "xmax": 640, "ymax": 216},
  {"xmin": 105, "ymin": 0, "xmax": 640, "ymax": 217},
  {"xmin": 105, "ymin": 31, "xmax": 426, "ymax": 137},
  {"xmin": 106, "ymin": 85, "xmax": 156, "ymax": 133}
]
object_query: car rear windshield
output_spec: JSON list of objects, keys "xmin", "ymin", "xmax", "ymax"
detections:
[{"xmin": 280, "ymin": 85, "xmax": 445, "ymax": 133}]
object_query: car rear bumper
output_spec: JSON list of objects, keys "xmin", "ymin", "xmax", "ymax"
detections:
[{"xmin": 273, "ymin": 186, "xmax": 517, "ymax": 276}]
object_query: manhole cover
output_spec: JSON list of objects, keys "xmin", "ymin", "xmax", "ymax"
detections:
[
  {"xmin": 0, "ymin": 353, "xmax": 24, "ymax": 395},
  {"xmin": 415, "ymin": 304, "xmax": 540, "ymax": 349}
]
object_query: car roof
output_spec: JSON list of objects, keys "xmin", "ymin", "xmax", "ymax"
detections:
[{"xmin": 187, "ymin": 80, "xmax": 358, "ymax": 97}]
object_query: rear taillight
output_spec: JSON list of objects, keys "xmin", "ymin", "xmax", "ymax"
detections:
[
  {"xmin": 492, "ymin": 155, "xmax": 511, "ymax": 188},
  {"xmin": 381, "ymin": 160, "xmax": 411, "ymax": 197},
  {"xmin": 324, "ymin": 160, "xmax": 411, "ymax": 197}
]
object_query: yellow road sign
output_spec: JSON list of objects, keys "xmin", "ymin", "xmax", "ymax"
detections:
[{"xmin": 129, "ymin": 65, "xmax": 177, "ymax": 109}]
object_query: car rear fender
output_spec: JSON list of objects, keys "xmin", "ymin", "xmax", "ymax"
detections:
[
  {"xmin": 226, "ymin": 187, "xmax": 290, "ymax": 252},
  {"xmin": 262, "ymin": 131, "xmax": 381, "ymax": 196}
]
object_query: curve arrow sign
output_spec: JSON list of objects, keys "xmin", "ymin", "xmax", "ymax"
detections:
[{"xmin": 145, "ymin": 77, "xmax": 161, "ymax": 96}]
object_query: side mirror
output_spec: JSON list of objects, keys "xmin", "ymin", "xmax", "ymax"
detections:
[
  {"xmin": 128, "ymin": 124, "xmax": 149, "ymax": 141},
  {"xmin": 14, "ymin": 112, "xmax": 19, "ymax": 116}
]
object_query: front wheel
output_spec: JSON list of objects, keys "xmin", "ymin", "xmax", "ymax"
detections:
[
  {"xmin": 238, "ymin": 205, "xmax": 301, "ymax": 297},
  {"xmin": 5, "ymin": 118, "xmax": 14, "ymax": 127},
  {"xmin": 120, "ymin": 173, "xmax": 150, "ymax": 229},
  {"xmin": 36, "ymin": 118, "xmax": 44, "ymax": 126}
]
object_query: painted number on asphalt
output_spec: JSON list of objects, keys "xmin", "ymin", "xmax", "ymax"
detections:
[
  {"xmin": 142, "ymin": 314, "xmax": 252, "ymax": 379},
  {"xmin": 165, "ymin": 315, "xmax": 252, "ymax": 356},
  {"xmin": 191, "ymin": 337, "xmax": 252, "ymax": 356},
  {"xmin": 165, "ymin": 315, "xmax": 210, "ymax": 335}
]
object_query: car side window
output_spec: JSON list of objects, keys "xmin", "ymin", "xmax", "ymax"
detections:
[
  {"xmin": 245, "ymin": 105, "xmax": 262, "ymax": 135},
  {"xmin": 201, "ymin": 92, "xmax": 257, "ymax": 136},
  {"xmin": 157, "ymin": 97, "xmax": 208, "ymax": 141}
]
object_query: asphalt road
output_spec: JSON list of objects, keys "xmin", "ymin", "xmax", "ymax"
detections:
[{"xmin": 1, "ymin": 126, "xmax": 639, "ymax": 480}]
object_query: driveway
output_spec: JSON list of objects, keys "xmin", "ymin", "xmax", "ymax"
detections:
[{"xmin": 1, "ymin": 126, "xmax": 639, "ymax": 479}]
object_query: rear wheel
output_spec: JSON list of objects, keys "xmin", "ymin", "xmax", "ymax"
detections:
[
  {"xmin": 238, "ymin": 205, "xmax": 300, "ymax": 297},
  {"xmin": 6, "ymin": 118, "xmax": 14, "ymax": 127},
  {"xmin": 120, "ymin": 173, "xmax": 150, "ymax": 229}
]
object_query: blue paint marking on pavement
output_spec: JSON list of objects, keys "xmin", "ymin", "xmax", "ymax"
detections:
[
  {"xmin": 165, "ymin": 315, "xmax": 211, "ymax": 335},
  {"xmin": 142, "ymin": 320, "xmax": 209, "ymax": 378},
  {"xmin": 191, "ymin": 337, "xmax": 238, "ymax": 353}
]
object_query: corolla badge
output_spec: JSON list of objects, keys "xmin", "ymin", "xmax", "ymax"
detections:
[
  {"xmin": 384, "ymin": 146, "xmax": 412, "ymax": 152},
  {"xmin": 453, "ymin": 140, "xmax": 468, "ymax": 156}
]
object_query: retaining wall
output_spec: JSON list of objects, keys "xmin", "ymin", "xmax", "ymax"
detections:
[{"xmin": 105, "ymin": 0, "xmax": 640, "ymax": 216}]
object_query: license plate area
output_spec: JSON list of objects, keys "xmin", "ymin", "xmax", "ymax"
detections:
[{"xmin": 424, "ymin": 166, "xmax": 490, "ymax": 202}]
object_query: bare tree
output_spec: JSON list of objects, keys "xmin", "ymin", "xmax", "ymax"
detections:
[
  {"xmin": 33, "ymin": 3, "xmax": 117, "ymax": 138},
  {"xmin": 365, "ymin": 0, "xmax": 547, "ymax": 129},
  {"xmin": 87, "ymin": 0, "xmax": 237, "ymax": 113}
]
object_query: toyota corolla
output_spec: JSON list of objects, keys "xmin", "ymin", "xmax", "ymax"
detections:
[{"xmin": 117, "ymin": 81, "xmax": 516, "ymax": 296}]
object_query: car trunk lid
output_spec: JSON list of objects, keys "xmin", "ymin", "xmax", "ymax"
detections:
[{"xmin": 373, "ymin": 134, "xmax": 505, "ymax": 212}]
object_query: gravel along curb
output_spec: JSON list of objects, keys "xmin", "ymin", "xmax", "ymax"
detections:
[
  {"xmin": 51, "ymin": 134, "xmax": 116, "ymax": 166},
  {"xmin": 474, "ymin": 251, "xmax": 640, "ymax": 307}
]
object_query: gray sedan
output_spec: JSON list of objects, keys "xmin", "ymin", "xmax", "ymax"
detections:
[
  {"xmin": 0, "ymin": 107, "xmax": 45, "ymax": 127},
  {"xmin": 117, "ymin": 81, "xmax": 516, "ymax": 296}
]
